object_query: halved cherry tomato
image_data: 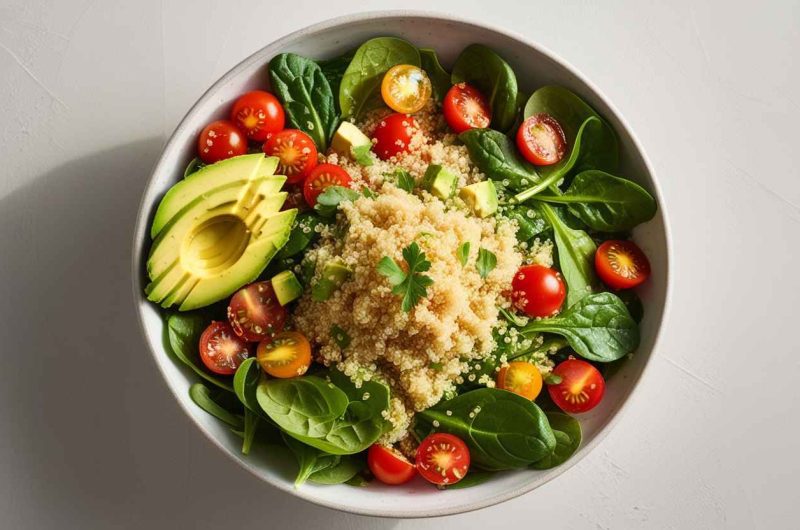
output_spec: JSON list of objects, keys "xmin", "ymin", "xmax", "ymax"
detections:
[
  {"xmin": 227, "ymin": 282, "xmax": 287, "ymax": 342},
  {"xmin": 595, "ymin": 240, "xmax": 651, "ymax": 289},
  {"xmin": 303, "ymin": 163, "xmax": 352, "ymax": 207},
  {"xmin": 256, "ymin": 331, "xmax": 312, "ymax": 378},
  {"xmin": 442, "ymin": 83, "xmax": 491, "ymax": 133},
  {"xmin": 368, "ymin": 444, "xmax": 416, "ymax": 485},
  {"xmin": 262, "ymin": 129, "xmax": 318, "ymax": 184},
  {"xmin": 230, "ymin": 90, "xmax": 285, "ymax": 141},
  {"xmin": 198, "ymin": 321, "xmax": 252, "ymax": 375},
  {"xmin": 197, "ymin": 120, "xmax": 247, "ymax": 164},
  {"xmin": 415, "ymin": 433, "xmax": 470, "ymax": 486},
  {"xmin": 511, "ymin": 264, "xmax": 566, "ymax": 318},
  {"xmin": 372, "ymin": 113, "xmax": 417, "ymax": 160},
  {"xmin": 381, "ymin": 64, "xmax": 432, "ymax": 114},
  {"xmin": 496, "ymin": 361, "xmax": 543, "ymax": 400},
  {"xmin": 516, "ymin": 113, "xmax": 567, "ymax": 166},
  {"xmin": 548, "ymin": 358, "xmax": 605, "ymax": 414}
]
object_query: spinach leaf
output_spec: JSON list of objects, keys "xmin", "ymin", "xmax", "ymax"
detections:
[
  {"xmin": 459, "ymin": 128, "xmax": 539, "ymax": 190},
  {"xmin": 278, "ymin": 213, "xmax": 324, "ymax": 259},
  {"xmin": 385, "ymin": 168, "xmax": 415, "ymax": 193},
  {"xmin": 413, "ymin": 388, "xmax": 556, "ymax": 470},
  {"xmin": 318, "ymin": 50, "xmax": 355, "ymax": 110},
  {"xmin": 504, "ymin": 204, "xmax": 548, "ymax": 242},
  {"xmin": 522, "ymin": 292, "xmax": 639, "ymax": 362},
  {"xmin": 457, "ymin": 242, "xmax": 471, "ymax": 267},
  {"xmin": 314, "ymin": 185, "xmax": 361, "ymax": 217},
  {"xmin": 352, "ymin": 144, "xmax": 374, "ymax": 166},
  {"xmin": 617, "ymin": 289, "xmax": 644, "ymax": 324},
  {"xmin": 165, "ymin": 313, "xmax": 233, "ymax": 392},
  {"xmin": 452, "ymin": 44, "xmax": 519, "ymax": 131},
  {"xmin": 339, "ymin": 37, "xmax": 420, "ymax": 119},
  {"xmin": 476, "ymin": 248, "xmax": 497, "ymax": 279},
  {"xmin": 330, "ymin": 324, "xmax": 351, "ymax": 349},
  {"xmin": 241, "ymin": 408, "xmax": 260, "ymax": 455},
  {"xmin": 183, "ymin": 157, "xmax": 204, "ymax": 179},
  {"xmin": 419, "ymin": 48, "xmax": 451, "ymax": 101},
  {"xmin": 309, "ymin": 454, "xmax": 364, "ymax": 485},
  {"xmin": 538, "ymin": 203, "xmax": 598, "ymax": 307},
  {"xmin": 282, "ymin": 432, "xmax": 339, "ymax": 487},
  {"xmin": 189, "ymin": 383, "xmax": 244, "ymax": 429},
  {"xmin": 233, "ymin": 357, "xmax": 262, "ymax": 413},
  {"xmin": 536, "ymin": 170, "xmax": 657, "ymax": 232},
  {"xmin": 445, "ymin": 470, "xmax": 496, "ymax": 489},
  {"xmin": 269, "ymin": 53, "xmax": 338, "ymax": 151},
  {"xmin": 531, "ymin": 412, "xmax": 581, "ymax": 469}
]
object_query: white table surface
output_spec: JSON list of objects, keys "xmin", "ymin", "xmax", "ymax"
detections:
[{"xmin": 1, "ymin": 1, "xmax": 798, "ymax": 528}]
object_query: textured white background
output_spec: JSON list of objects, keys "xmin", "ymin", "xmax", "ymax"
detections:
[{"xmin": 1, "ymin": 1, "xmax": 798, "ymax": 528}]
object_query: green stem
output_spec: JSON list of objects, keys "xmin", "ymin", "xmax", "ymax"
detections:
[{"xmin": 512, "ymin": 171, "xmax": 564, "ymax": 203}]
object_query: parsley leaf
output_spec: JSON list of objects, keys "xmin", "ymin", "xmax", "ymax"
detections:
[
  {"xmin": 330, "ymin": 324, "xmax": 351, "ymax": 349},
  {"xmin": 457, "ymin": 242, "xmax": 471, "ymax": 267},
  {"xmin": 352, "ymin": 144, "xmax": 374, "ymax": 166},
  {"xmin": 476, "ymin": 248, "xmax": 497, "ymax": 279},
  {"xmin": 376, "ymin": 242, "xmax": 434, "ymax": 312},
  {"xmin": 314, "ymin": 186, "xmax": 361, "ymax": 217},
  {"xmin": 385, "ymin": 169, "xmax": 415, "ymax": 193}
]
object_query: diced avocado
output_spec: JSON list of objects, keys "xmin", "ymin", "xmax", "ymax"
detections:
[
  {"xmin": 311, "ymin": 260, "xmax": 352, "ymax": 301},
  {"xmin": 459, "ymin": 180, "xmax": 498, "ymax": 218},
  {"xmin": 331, "ymin": 121, "xmax": 372, "ymax": 158},
  {"xmin": 271, "ymin": 270, "xmax": 303, "ymax": 306},
  {"xmin": 422, "ymin": 164, "xmax": 458, "ymax": 200}
]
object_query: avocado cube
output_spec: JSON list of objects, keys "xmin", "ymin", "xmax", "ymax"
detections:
[
  {"xmin": 331, "ymin": 121, "xmax": 372, "ymax": 158},
  {"xmin": 271, "ymin": 270, "xmax": 303, "ymax": 306},
  {"xmin": 422, "ymin": 164, "xmax": 458, "ymax": 200},
  {"xmin": 311, "ymin": 260, "xmax": 352, "ymax": 301},
  {"xmin": 459, "ymin": 180, "xmax": 498, "ymax": 218}
]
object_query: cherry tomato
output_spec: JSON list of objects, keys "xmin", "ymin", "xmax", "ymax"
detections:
[
  {"xmin": 303, "ymin": 163, "xmax": 352, "ymax": 207},
  {"xmin": 262, "ymin": 129, "xmax": 318, "ymax": 184},
  {"xmin": 548, "ymin": 358, "xmax": 605, "ymax": 414},
  {"xmin": 381, "ymin": 64, "xmax": 432, "ymax": 114},
  {"xmin": 230, "ymin": 90, "xmax": 285, "ymax": 141},
  {"xmin": 372, "ymin": 113, "xmax": 417, "ymax": 160},
  {"xmin": 595, "ymin": 240, "xmax": 651, "ymax": 289},
  {"xmin": 516, "ymin": 113, "xmax": 567, "ymax": 166},
  {"xmin": 415, "ymin": 433, "xmax": 470, "ymax": 486},
  {"xmin": 442, "ymin": 83, "xmax": 491, "ymax": 133},
  {"xmin": 197, "ymin": 120, "xmax": 247, "ymax": 164},
  {"xmin": 511, "ymin": 264, "xmax": 566, "ymax": 318},
  {"xmin": 227, "ymin": 282, "xmax": 287, "ymax": 342},
  {"xmin": 368, "ymin": 444, "xmax": 416, "ymax": 485},
  {"xmin": 198, "ymin": 321, "xmax": 252, "ymax": 375},
  {"xmin": 496, "ymin": 361, "xmax": 543, "ymax": 400},
  {"xmin": 256, "ymin": 331, "xmax": 312, "ymax": 378}
]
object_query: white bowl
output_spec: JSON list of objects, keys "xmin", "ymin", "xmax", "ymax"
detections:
[{"xmin": 131, "ymin": 10, "xmax": 672, "ymax": 518}]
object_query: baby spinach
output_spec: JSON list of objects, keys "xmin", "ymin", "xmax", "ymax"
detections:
[
  {"xmin": 189, "ymin": 383, "xmax": 243, "ymax": 430},
  {"xmin": 308, "ymin": 454, "xmax": 364, "ymax": 485},
  {"xmin": 269, "ymin": 53, "xmax": 339, "ymax": 151},
  {"xmin": 314, "ymin": 185, "xmax": 361, "ymax": 217},
  {"xmin": 233, "ymin": 357, "xmax": 262, "ymax": 413},
  {"xmin": 165, "ymin": 313, "xmax": 233, "ymax": 392},
  {"xmin": 452, "ymin": 44, "xmax": 519, "ymax": 131},
  {"xmin": 278, "ymin": 213, "xmax": 324, "ymax": 259},
  {"xmin": 419, "ymin": 48, "xmax": 451, "ymax": 101},
  {"xmin": 183, "ymin": 157, "xmax": 204, "ymax": 179},
  {"xmin": 445, "ymin": 470, "xmax": 496, "ymax": 490},
  {"xmin": 330, "ymin": 324, "xmax": 351, "ymax": 349},
  {"xmin": 414, "ymin": 388, "xmax": 556, "ymax": 470},
  {"xmin": 522, "ymin": 292, "xmax": 640, "ymax": 362},
  {"xmin": 531, "ymin": 412, "xmax": 581, "ymax": 470},
  {"xmin": 318, "ymin": 50, "xmax": 355, "ymax": 110},
  {"xmin": 504, "ymin": 204, "xmax": 548, "ymax": 242},
  {"xmin": 459, "ymin": 128, "xmax": 540, "ymax": 190},
  {"xmin": 339, "ymin": 37, "xmax": 420, "ymax": 119},
  {"xmin": 282, "ymin": 432, "xmax": 339, "ymax": 487},
  {"xmin": 535, "ymin": 170, "xmax": 657, "ymax": 232},
  {"xmin": 241, "ymin": 408, "xmax": 260, "ymax": 455}
]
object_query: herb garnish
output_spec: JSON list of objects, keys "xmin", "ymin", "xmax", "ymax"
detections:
[
  {"xmin": 476, "ymin": 248, "xmax": 497, "ymax": 279},
  {"xmin": 376, "ymin": 242, "xmax": 434, "ymax": 312}
]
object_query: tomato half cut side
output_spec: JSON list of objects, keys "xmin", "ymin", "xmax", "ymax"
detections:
[
  {"xmin": 547, "ymin": 358, "xmax": 605, "ymax": 414},
  {"xmin": 496, "ymin": 361, "xmax": 543, "ymax": 400},
  {"xmin": 415, "ymin": 433, "xmax": 470, "ymax": 486},
  {"xmin": 442, "ymin": 83, "xmax": 491, "ymax": 133},
  {"xmin": 372, "ymin": 113, "xmax": 417, "ymax": 161},
  {"xmin": 511, "ymin": 264, "xmax": 566, "ymax": 318},
  {"xmin": 262, "ymin": 129, "xmax": 318, "ymax": 184},
  {"xmin": 256, "ymin": 331, "xmax": 312, "ymax": 378},
  {"xmin": 303, "ymin": 163, "xmax": 353, "ymax": 207},
  {"xmin": 595, "ymin": 240, "xmax": 651, "ymax": 289},
  {"xmin": 197, "ymin": 120, "xmax": 247, "ymax": 164},
  {"xmin": 516, "ymin": 113, "xmax": 567, "ymax": 166},
  {"xmin": 368, "ymin": 444, "xmax": 417, "ymax": 485},
  {"xmin": 227, "ymin": 282, "xmax": 287, "ymax": 342},
  {"xmin": 198, "ymin": 321, "xmax": 252, "ymax": 375},
  {"xmin": 230, "ymin": 90, "xmax": 285, "ymax": 141},
  {"xmin": 381, "ymin": 64, "xmax": 432, "ymax": 114}
]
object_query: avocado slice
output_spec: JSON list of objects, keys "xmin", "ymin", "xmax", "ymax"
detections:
[
  {"xmin": 331, "ymin": 122, "xmax": 372, "ymax": 158},
  {"xmin": 422, "ymin": 164, "xmax": 458, "ymax": 200},
  {"xmin": 271, "ymin": 270, "xmax": 303, "ymax": 306},
  {"xmin": 459, "ymin": 180, "xmax": 498, "ymax": 218},
  {"xmin": 311, "ymin": 261, "xmax": 352, "ymax": 301},
  {"xmin": 150, "ymin": 154, "xmax": 282, "ymax": 238},
  {"xmin": 145, "ymin": 174, "xmax": 296, "ymax": 311}
]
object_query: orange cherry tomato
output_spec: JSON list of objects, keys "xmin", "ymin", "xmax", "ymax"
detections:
[
  {"xmin": 381, "ymin": 64, "xmax": 432, "ymax": 114},
  {"xmin": 368, "ymin": 444, "xmax": 416, "ymax": 485},
  {"xmin": 496, "ymin": 361, "xmax": 543, "ymax": 400},
  {"xmin": 415, "ymin": 433, "xmax": 470, "ymax": 486},
  {"xmin": 256, "ymin": 331, "xmax": 312, "ymax": 378},
  {"xmin": 595, "ymin": 240, "xmax": 651, "ymax": 289}
]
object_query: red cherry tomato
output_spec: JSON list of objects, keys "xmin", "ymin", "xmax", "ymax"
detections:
[
  {"xmin": 511, "ymin": 264, "xmax": 566, "ymax": 318},
  {"xmin": 372, "ymin": 113, "xmax": 417, "ymax": 160},
  {"xmin": 442, "ymin": 82, "xmax": 491, "ymax": 133},
  {"xmin": 595, "ymin": 240, "xmax": 651, "ymax": 289},
  {"xmin": 197, "ymin": 120, "xmax": 247, "ymax": 164},
  {"xmin": 198, "ymin": 321, "xmax": 252, "ymax": 375},
  {"xmin": 262, "ymin": 129, "xmax": 318, "ymax": 184},
  {"xmin": 516, "ymin": 113, "xmax": 567, "ymax": 166},
  {"xmin": 303, "ymin": 163, "xmax": 353, "ymax": 207},
  {"xmin": 368, "ymin": 444, "xmax": 416, "ymax": 485},
  {"xmin": 415, "ymin": 433, "xmax": 470, "ymax": 486},
  {"xmin": 548, "ymin": 358, "xmax": 606, "ymax": 414},
  {"xmin": 230, "ymin": 90, "xmax": 285, "ymax": 141},
  {"xmin": 226, "ymin": 282, "xmax": 287, "ymax": 342}
]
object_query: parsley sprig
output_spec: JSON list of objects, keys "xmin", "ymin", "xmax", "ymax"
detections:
[{"xmin": 376, "ymin": 242, "xmax": 434, "ymax": 312}]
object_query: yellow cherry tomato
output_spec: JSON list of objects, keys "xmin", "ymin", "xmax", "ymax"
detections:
[
  {"xmin": 381, "ymin": 64, "xmax": 432, "ymax": 114},
  {"xmin": 256, "ymin": 331, "xmax": 312, "ymax": 378},
  {"xmin": 496, "ymin": 361, "xmax": 543, "ymax": 400}
]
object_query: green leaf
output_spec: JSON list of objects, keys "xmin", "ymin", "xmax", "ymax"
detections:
[
  {"xmin": 330, "ymin": 324, "xmax": 351, "ymax": 349},
  {"xmin": 419, "ymin": 48, "xmax": 451, "ymax": 101},
  {"xmin": 340, "ymin": 37, "xmax": 420, "ymax": 119},
  {"xmin": 282, "ymin": 432, "xmax": 339, "ymax": 487},
  {"xmin": 318, "ymin": 50, "xmax": 355, "ymax": 111},
  {"xmin": 314, "ymin": 185, "xmax": 361, "ymax": 217},
  {"xmin": 459, "ymin": 128, "xmax": 540, "ymax": 191},
  {"xmin": 377, "ymin": 242, "xmax": 434, "ymax": 312},
  {"xmin": 457, "ymin": 242, "xmax": 471, "ymax": 267},
  {"xmin": 165, "ymin": 313, "xmax": 233, "ymax": 392},
  {"xmin": 189, "ymin": 383, "xmax": 243, "ymax": 429},
  {"xmin": 445, "ymin": 471, "xmax": 496, "ymax": 489},
  {"xmin": 452, "ymin": 44, "xmax": 519, "ymax": 131},
  {"xmin": 504, "ymin": 205, "xmax": 548, "ymax": 242},
  {"xmin": 544, "ymin": 373, "xmax": 563, "ymax": 385},
  {"xmin": 385, "ymin": 169, "xmax": 415, "ymax": 193},
  {"xmin": 309, "ymin": 454, "xmax": 364, "ymax": 485},
  {"xmin": 241, "ymin": 408, "xmax": 260, "ymax": 455},
  {"xmin": 233, "ymin": 357, "xmax": 262, "ymax": 413},
  {"xmin": 278, "ymin": 213, "xmax": 324, "ymax": 259},
  {"xmin": 522, "ymin": 292, "xmax": 640, "ymax": 362},
  {"xmin": 530, "ymin": 412, "xmax": 581, "ymax": 469},
  {"xmin": 352, "ymin": 144, "xmax": 374, "ymax": 166},
  {"xmin": 269, "ymin": 53, "xmax": 339, "ymax": 151},
  {"xmin": 376, "ymin": 256, "xmax": 406, "ymax": 285},
  {"xmin": 183, "ymin": 157, "xmax": 204, "ymax": 179},
  {"xmin": 476, "ymin": 248, "xmax": 497, "ymax": 279}
]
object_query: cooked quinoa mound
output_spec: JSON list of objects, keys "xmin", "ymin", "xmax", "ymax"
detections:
[{"xmin": 292, "ymin": 186, "xmax": 522, "ymax": 442}]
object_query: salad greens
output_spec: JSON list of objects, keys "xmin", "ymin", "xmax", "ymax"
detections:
[
  {"xmin": 419, "ymin": 48, "xmax": 451, "ymax": 101},
  {"xmin": 452, "ymin": 44, "xmax": 519, "ymax": 131}
]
